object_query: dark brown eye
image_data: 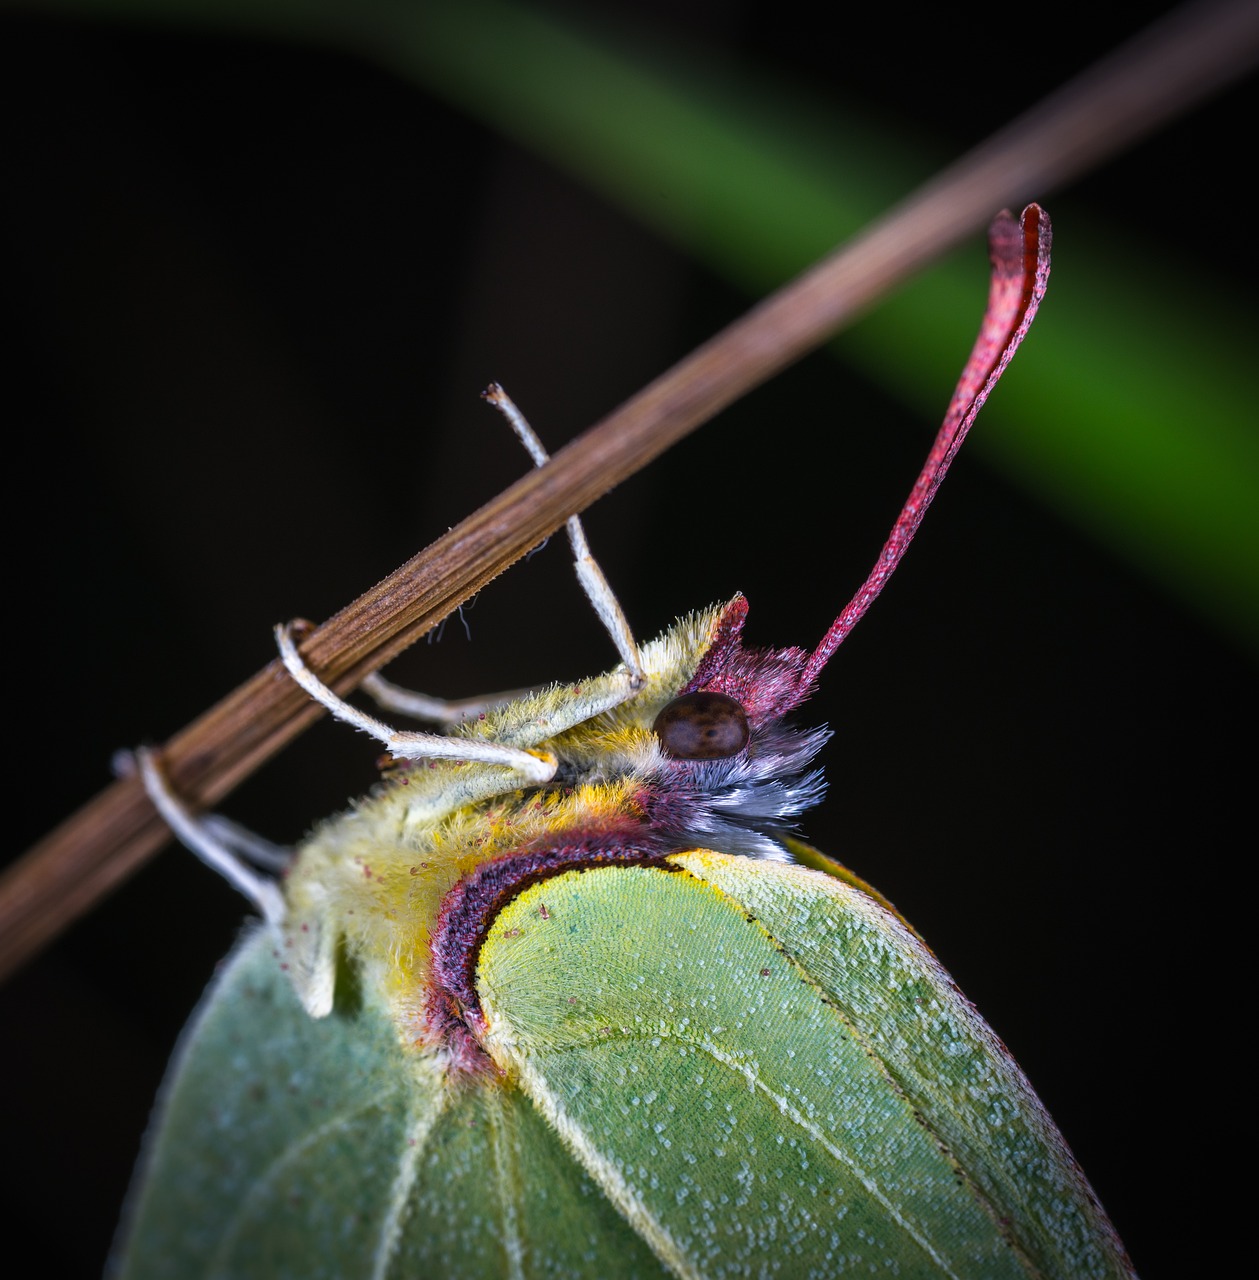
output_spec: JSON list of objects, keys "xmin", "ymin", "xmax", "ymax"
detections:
[{"xmin": 653, "ymin": 691, "xmax": 750, "ymax": 760}]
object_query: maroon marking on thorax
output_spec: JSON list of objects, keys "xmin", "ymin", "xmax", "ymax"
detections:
[{"xmin": 429, "ymin": 845, "xmax": 674, "ymax": 1055}]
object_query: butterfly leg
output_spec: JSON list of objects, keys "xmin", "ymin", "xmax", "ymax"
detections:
[
  {"xmin": 197, "ymin": 813, "xmax": 292, "ymax": 872},
  {"xmin": 352, "ymin": 383, "xmax": 645, "ymax": 723},
  {"xmin": 133, "ymin": 747, "xmax": 287, "ymax": 922},
  {"xmin": 359, "ymin": 672, "xmax": 538, "ymax": 725},
  {"xmin": 275, "ymin": 623, "xmax": 557, "ymax": 784},
  {"xmin": 483, "ymin": 383, "xmax": 645, "ymax": 689}
]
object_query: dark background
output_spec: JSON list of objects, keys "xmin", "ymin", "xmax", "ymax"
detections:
[{"xmin": 2, "ymin": 2, "xmax": 1253, "ymax": 1275}]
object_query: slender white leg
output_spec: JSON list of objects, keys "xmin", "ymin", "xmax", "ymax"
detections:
[
  {"xmin": 359, "ymin": 672, "xmax": 537, "ymax": 725},
  {"xmin": 276, "ymin": 624, "xmax": 557, "ymax": 784},
  {"xmin": 135, "ymin": 748, "xmax": 287, "ymax": 923},
  {"xmin": 336, "ymin": 385, "xmax": 644, "ymax": 729},
  {"xmin": 483, "ymin": 383, "xmax": 645, "ymax": 688},
  {"xmin": 200, "ymin": 814, "xmax": 292, "ymax": 872}
]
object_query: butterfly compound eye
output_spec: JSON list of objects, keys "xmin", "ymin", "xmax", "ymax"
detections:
[{"xmin": 653, "ymin": 691, "xmax": 750, "ymax": 760}]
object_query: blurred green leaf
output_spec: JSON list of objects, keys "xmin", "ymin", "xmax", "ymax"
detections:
[
  {"xmin": 389, "ymin": 0, "xmax": 1259, "ymax": 652},
  {"xmin": 31, "ymin": 0, "xmax": 1259, "ymax": 650}
]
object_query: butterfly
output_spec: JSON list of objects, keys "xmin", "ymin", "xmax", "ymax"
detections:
[{"xmin": 112, "ymin": 204, "xmax": 1136, "ymax": 1280}]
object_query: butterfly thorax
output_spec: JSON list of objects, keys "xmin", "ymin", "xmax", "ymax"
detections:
[{"xmin": 277, "ymin": 598, "xmax": 830, "ymax": 1064}]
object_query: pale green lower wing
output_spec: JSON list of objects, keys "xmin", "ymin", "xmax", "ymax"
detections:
[
  {"xmin": 115, "ymin": 859, "xmax": 1133, "ymax": 1278},
  {"xmin": 112, "ymin": 923, "xmax": 669, "ymax": 1279},
  {"xmin": 477, "ymin": 856, "xmax": 1135, "ymax": 1280}
]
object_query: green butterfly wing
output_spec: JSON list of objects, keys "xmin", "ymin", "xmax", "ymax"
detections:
[
  {"xmin": 112, "ymin": 924, "xmax": 668, "ymax": 1280},
  {"xmin": 479, "ymin": 855, "xmax": 1134, "ymax": 1278},
  {"xmin": 115, "ymin": 854, "xmax": 1133, "ymax": 1278}
]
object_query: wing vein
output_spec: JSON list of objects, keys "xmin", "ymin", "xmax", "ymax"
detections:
[{"xmin": 371, "ymin": 1090, "xmax": 450, "ymax": 1280}]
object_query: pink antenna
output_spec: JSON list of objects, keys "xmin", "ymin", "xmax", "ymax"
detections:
[{"xmin": 801, "ymin": 203, "xmax": 1052, "ymax": 686}]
